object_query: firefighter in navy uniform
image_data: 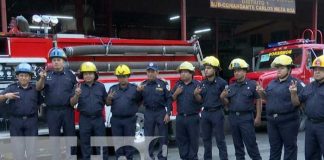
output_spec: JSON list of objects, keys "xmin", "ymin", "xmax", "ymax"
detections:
[
  {"xmin": 36, "ymin": 47, "xmax": 77, "ymax": 137},
  {"xmin": 70, "ymin": 62, "xmax": 109, "ymax": 160},
  {"xmin": 172, "ymin": 61, "xmax": 202, "ymax": 160},
  {"xmin": 36, "ymin": 48, "xmax": 77, "ymax": 159},
  {"xmin": 291, "ymin": 55, "xmax": 324, "ymax": 160},
  {"xmin": 0, "ymin": 63, "xmax": 42, "ymax": 160},
  {"xmin": 199, "ymin": 56, "xmax": 228, "ymax": 160},
  {"xmin": 220, "ymin": 58, "xmax": 262, "ymax": 160},
  {"xmin": 136, "ymin": 62, "xmax": 172, "ymax": 160},
  {"xmin": 107, "ymin": 64, "xmax": 142, "ymax": 160},
  {"xmin": 256, "ymin": 55, "xmax": 303, "ymax": 160}
]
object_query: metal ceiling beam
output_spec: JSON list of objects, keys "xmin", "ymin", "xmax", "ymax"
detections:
[
  {"xmin": 1, "ymin": 0, "xmax": 7, "ymax": 33},
  {"xmin": 180, "ymin": 0, "xmax": 187, "ymax": 40},
  {"xmin": 312, "ymin": 0, "xmax": 318, "ymax": 41}
]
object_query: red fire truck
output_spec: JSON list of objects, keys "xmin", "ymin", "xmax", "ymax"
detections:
[
  {"xmin": 0, "ymin": 33, "xmax": 204, "ymax": 139},
  {"xmin": 235, "ymin": 30, "xmax": 324, "ymax": 130}
]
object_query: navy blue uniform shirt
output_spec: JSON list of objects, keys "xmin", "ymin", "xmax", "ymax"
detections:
[
  {"xmin": 77, "ymin": 81, "xmax": 108, "ymax": 115},
  {"xmin": 141, "ymin": 79, "xmax": 172, "ymax": 113},
  {"xmin": 108, "ymin": 83, "xmax": 142, "ymax": 117},
  {"xmin": 265, "ymin": 76, "xmax": 303, "ymax": 114},
  {"xmin": 227, "ymin": 79, "xmax": 260, "ymax": 112},
  {"xmin": 172, "ymin": 80, "xmax": 201, "ymax": 114},
  {"xmin": 200, "ymin": 77, "xmax": 227, "ymax": 109},
  {"xmin": 299, "ymin": 81, "xmax": 324, "ymax": 119},
  {"xmin": 43, "ymin": 69, "xmax": 77, "ymax": 107},
  {"xmin": 1, "ymin": 82, "xmax": 41, "ymax": 116}
]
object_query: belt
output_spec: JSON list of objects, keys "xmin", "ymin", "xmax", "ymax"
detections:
[
  {"xmin": 112, "ymin": 115, "xmax": 135, "ymax": 119},
  {"xmin": 47, "ymin": 105, "xmax": 69, "ymax": 110},
  {"xmin": 80, "ymin": 112, "xmax": 102, "ymax": 118},
  {"xmin": 146, "ymin": 107, "xmax": 165, "ymax": 112},
  {"xmin": 308, "ymin": 118, "xmax": 324, "ymax": 124},
  {"xmin": 229, "ymin": 111, "xmax": 252, "ymax": 116},
  {"xmin": 204, "ymin": 107, "xmax": 221, "ymax": 112},
  {"xmin": 268, "ymin": 111, "xmax": 297, "ymax": 118},
  {"xmin": 11, "ymin": 114, "xmax": 36, "ymax": 120},
  {"xmin": 178, "ymin": 113, "xmax": 198, "ymax": 117}
]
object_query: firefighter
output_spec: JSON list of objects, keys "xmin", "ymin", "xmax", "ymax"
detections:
[
  {"xmin": 291, "ymin": 55, "xmax": 324, "ymax": 159},
  {"xmin": 172, "ymin": 61, "xmax": 201, "ymax": 160},
  {"xmin": 70, "ymin": 62, "xmax": 109, "ymax": 160},
  {"xmin": 220, "ymin": 58, "xmax": 262, "ymax": 160},
  {"xmin": 36, "ymin": 47, "xmax": 77, "ymax": 159},
  {"xmin": 0, "ymin": 63, "xmax": 41, "ymax": 160},
  {"xmin": 199, "ymin": 56, "xmax": 228, "ymax": 160},
  {"xmin": 36, "ymin": 47, "xmax": 77, "ymax": 136},
  {"xmin": 107, "ymin": 64, "xmax": 142, "ymax": 160},
  {"xmin": 136, "ymin": 62, "xmax": 172, "ymax": 160},
  {"xmin": 256, "ymin": 55, "xmax": 303, "ymax": 160}
]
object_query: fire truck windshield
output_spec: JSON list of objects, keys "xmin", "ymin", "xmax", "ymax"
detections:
[{"xmin": 255, "ymin": 49, "xmax": 302, "ymax": 70}]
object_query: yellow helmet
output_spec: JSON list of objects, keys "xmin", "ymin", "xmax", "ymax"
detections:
[
  {"xmin": 178, "ymin": 61, "xmax": 195, "ymax": 72},
  {"xmin": 80, "ymin": 62, "xmax": 97, "ymax": 72},
  {"xmin": 228, "ymin": 58, "xmax": 249, "ymax": 70},
  {"xmin": 202, "ymin": 56, "xmax": 220, "ymax": 68},
  {"xmin": 271, "ymin": 55, "xmax": 294, "ymax": 68},
  {"xmin": 115, "ymin": 64, "xmax": 131, "ymax": 76},
  {"xmin": 79, "ymin": 62, "xmax": 98, "ymax": 80},
  {"xmin": 311, "ymin": 55, "xmax": 324, "ymax": 68}
]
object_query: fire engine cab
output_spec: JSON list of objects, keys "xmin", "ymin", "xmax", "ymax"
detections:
[{"xmin": 239, "ymin": 29, "xmax": 324, "ymax": 130}]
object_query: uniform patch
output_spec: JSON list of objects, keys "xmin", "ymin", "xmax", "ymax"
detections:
[{"xmin": 46, "ymin": 75, "xmax": 52, "ymax": 80}]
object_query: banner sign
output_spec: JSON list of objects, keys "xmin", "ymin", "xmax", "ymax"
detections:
[{"xmin": 210, "ymin": 0, "xmax": 296, "ymax": 14}]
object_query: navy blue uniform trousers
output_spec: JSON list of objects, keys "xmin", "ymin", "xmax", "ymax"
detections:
[
  {"xmin": 267, "ymin": 113, "xmax": 299, "ymax": 160},
  {"xmin": 201, "ymin": 110, "xmax": 228, "ymax": 160},
  {"xmin": 228, "ymin": 113, "xmax": 261, "ymax": 160},
  {"xmin": 176, "ymin": 114, "xmax": 199, "ymax": 160},
  {"xmin": 79, "ymin": 114, "xmax": 108, "ymax": 160},
  {"xmin": 47, "ymin": 107, "xmax": 76, "ymax": 136},
  {"xmin": 111, "ymin": 115, "xmax": 137, "ymax": 160},
  {"xmin": 305, "ymin": 120, "xmax": 324, "ymax": 160},
  {"xmin": 144, "ymin": 109, "xmax": 168, "ymax": 160},
  {"xmin": 10, "ymin": 116, "xmax": 38, "ymax": 136}
]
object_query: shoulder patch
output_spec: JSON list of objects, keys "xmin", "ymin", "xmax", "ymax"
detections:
[
  {"xmin": 160, "ymin": 78, "xmax": 167, "ymax": 83},
  {"xmin": 299, "ymin": 81, "xmax": 306, "ymax": 87}
]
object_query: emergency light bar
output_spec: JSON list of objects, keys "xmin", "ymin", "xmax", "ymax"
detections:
[{"xmin": 268, "ymin": 39, "xmax": 315, "ymax": 48}]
